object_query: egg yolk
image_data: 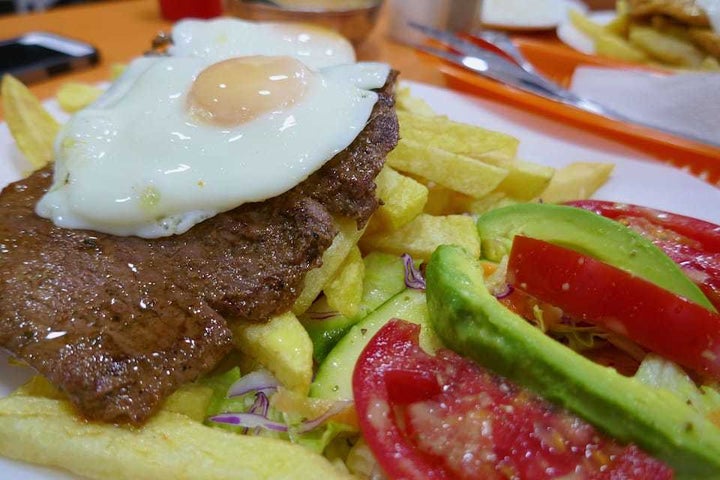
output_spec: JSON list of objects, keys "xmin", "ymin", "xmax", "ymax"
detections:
[{"xmin": 186, "ymin": 55, "xmax": 313, "ymax": 126}]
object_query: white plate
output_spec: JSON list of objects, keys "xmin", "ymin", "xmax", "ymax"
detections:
[
  {"xmin": 480, "ymin": 0, "xmax": 587, "ymax": 31},
  {"xmin": 557, "ymin": 9, "xmax": 616, "ymax": 54},
  {"xmin": 1, "ymin": 81, "xmax": 719, "ymax": 479}
]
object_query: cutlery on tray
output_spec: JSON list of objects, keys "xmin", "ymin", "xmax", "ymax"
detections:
[{"xmin": 406, "ymin": 22, "xmax": 720, "ymax": 149}]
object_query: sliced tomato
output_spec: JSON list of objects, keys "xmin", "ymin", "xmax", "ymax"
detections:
[
  {"xmin": 507, "ymin": 234, "xmax": 720, "ymax": 381},
  {"xmin": 567, "ymin": 200, "xmax": 720, "ymax": 311},
  {"xmin": 352, "ymin": 319, "xmax": 671, "ymax": 480}
]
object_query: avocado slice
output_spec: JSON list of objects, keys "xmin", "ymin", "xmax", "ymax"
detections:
[
  {"xmin": 476, "ymin": 203, "xmax": 715, "ymax": 311},
  {"xmin": 426, "ymin": 245, "xmax": 720, "ymax": 478}
]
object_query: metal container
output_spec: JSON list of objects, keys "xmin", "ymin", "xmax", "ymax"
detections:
[
  {"xmin": 224, "ymin": 0, "xmax": 384, "ymax": 46},
  {"xmin": 385, "ymin": 0, "xmax": 482, "ymax": 45}
]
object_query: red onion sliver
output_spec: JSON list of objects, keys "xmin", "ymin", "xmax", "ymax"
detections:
[
  {"xmin": 494, "ymin": 284, "xmax": 514, "ymax": 299},
  {"xmin": 228, "ymin": 370, "xmax": 280, "ymax": 398},
  {"xmin": 296, "ymin": 400, "xmax": 353, "ymax": 434},
  {"xmin": 402, "ymin": 253, "xmax": 426, "ymax": 290},
  {"xmin": 248, "ymin": 391, "xmax": 270, "ymax": 418},
  {"xmin": 209, "ymin": 412, "xmax": 289, "ymax": 432},
  {"xmin": 308, "ymin": 310, "xmax": 341, "ymax": 320}
]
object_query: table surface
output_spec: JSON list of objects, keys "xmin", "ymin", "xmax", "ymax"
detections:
[{"xmin": 0, "ymin": 0, "xmax": 456, "ymax": 114}]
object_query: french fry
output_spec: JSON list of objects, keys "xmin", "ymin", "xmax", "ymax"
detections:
[
  {"xmin": 0, "ymin": 395, "xmax": 350, "ymax": 480},
  {"xmin": 629, "ymin": 25, "xmax": 705, "ymax": 67},
  {"xmin": 568, "ymin": 9, "xmax": 649, "ymax": 63},
  {"xmin": 495, "ymin": 160, "xmax": 555, "ymax": 201},
  {"xmin": 56, "ymin": 82, "xmax": 103, "ymax": 113},
  {"xmin": 231, "ymin": 311, "xmax": 314, "ymax": 395},
  {"xmin": 292, "ymin": 217, "xmax": 365, "ymax": 315},
  {"xmin": 568, "ymin": 8, "xmax": 609, "ymax": 41},
  {"xmin": 467, "ymin": 191, "xmax": 522, "ymax": 215},
  {"xmin": 368, "ymin": 165, "xmax": 428, "ymax": 232},
  {"xmin": 324, "ymin": 245, "xmax": 364, "ymax": 318},
  {"xmin": 1, "ymin": 74, "xmax": 60, "ymax": 170},
  {"xmin": 387, "ymin": 140, "xmax": 509, "ymax": 199},
  {"xmin": 360, "ymin": 213, "xmax": 480, "ymax": 261},
  {"xmin": 594, "ymin": 34, "xmax": 650, "ymax": 63},
  {"xmin": 397, "ymin": 111, "xmax": 519, "ymax": 166},
  {"xmin": 423, "ymin": 182, "xmax": 474, "ymax": 216},
  {"xmin": 160, "ymin": 383, "xmax": 214, "ymax": 422},
  {"xmin": 539, "ymin": 162, "xmax": 615, "ymax": 204},
  {"xmin": 395, "ymin": 86, "xmax": 436, "ymax": 116}
]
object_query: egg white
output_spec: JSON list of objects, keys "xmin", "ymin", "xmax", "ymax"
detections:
[{"xmin": 36, "ymin": 56, "xmax": 390, "ymax": 238}]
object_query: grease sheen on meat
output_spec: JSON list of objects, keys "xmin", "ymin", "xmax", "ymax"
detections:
[{"xmin": 0, "ymin": 73, "xmax": 399, "ymax": 424}]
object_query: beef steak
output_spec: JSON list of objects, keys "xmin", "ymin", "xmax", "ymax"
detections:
[{"xmin": 0, "ymin": 73, "xmax": 399, "ymax": 424}]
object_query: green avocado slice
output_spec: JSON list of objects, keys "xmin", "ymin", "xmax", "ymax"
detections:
[
  {"xmin": 476, "ymin": 203, "xmax": 715, "ymax": 311},
  {"xmin": 426, "ymin": 245, "xmax": 720, "ymax": 479}
]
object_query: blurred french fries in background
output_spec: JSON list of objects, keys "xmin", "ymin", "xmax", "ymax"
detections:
[
  {"xmin": 568, "ymin": 1, "xmax": 720, "ymax": 70},
  {"xmin": 1, "ymin": 75, "xmax": 60, "ymax": 170}
]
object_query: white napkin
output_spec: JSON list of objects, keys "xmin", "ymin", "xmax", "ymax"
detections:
[{"xmin": 570, "ymin": 66, "xmax": 720, "ymax": 146}]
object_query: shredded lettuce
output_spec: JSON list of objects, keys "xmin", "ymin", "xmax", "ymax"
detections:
[
  {"xmin": 635, "ymin": 354, "xmax": 720, "ymax": 421},
  {"xmin": 202, "ymin": 368, "xmax": 360, "ymax": 455}
]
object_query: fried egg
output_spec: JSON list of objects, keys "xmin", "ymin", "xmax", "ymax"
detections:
[
  {"xmin": 36, "ymin": 55, "xmax": 390, "ymax": 238},
  {"xmin": 169, "ymin": 18, "xmax": 356, "ymax": 69}
]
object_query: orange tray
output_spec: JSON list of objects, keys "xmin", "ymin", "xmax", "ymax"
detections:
[{"xmin": 431, "ymin": 36, "xmax": 720, "ymax": 187}]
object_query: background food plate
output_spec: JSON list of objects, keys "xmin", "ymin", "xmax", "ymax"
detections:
[
  {"xmin": 479, "ymin": 0, "xmax": 587, "ymax": 31},
  {"xmin": 1, "ymin": 80, "xmax": 719, "ymax": 479}
]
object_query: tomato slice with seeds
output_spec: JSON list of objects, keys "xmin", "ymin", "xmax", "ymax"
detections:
[
  {"xmin": 352, "ymin": 319, "xmax": 671, "ymax": 480},
  {"xmin": 507, "ymin": 235, "xmax": 720, "ymax": 381},
  {"xmin": 567, "ymin": 200, "xmax": 720, "ymax": 311}
]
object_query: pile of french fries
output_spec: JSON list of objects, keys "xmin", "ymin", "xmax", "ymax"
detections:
[
  {"xmin": 569, "ymin": 1, "xmax": 720, "ymax": 69},
  {"xmin": 0, "ymin": 74, "xmax": 613, "ymax": 479}
]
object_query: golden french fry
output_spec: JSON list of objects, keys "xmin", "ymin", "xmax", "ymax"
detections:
[
  {"xmin": 467, "ymin": 191, "xmax": 522, "ymax": 215},
  {"xmin": 629, "ymin": 25, "xmax": 705, "ymax": 67},
  {"xmin": 604, "ymin": 0, "xmax": 630, "ymax": 37},
  {"xmin": 595, "ymin": 34, "xmax": 650, "ymax": 63},
  {"xmin": 160, "ymin": 383, "xmax": 214, "ymax": 423},
  {"xmin": 360, "ymin": 213, "xmax": 480, "ymax": 261},
  {"xmin": 292, "ymin": 217, "xmax": 365, "ymax": 315},
  {"xmin": 395, "ymin": 86, "xmax": 436, "ymax": 116},
  {"xmin": 368, "ymin": 165, "xmax": 428, "ymax": 232},
  {"xmin": 423, "ymin": 182, "xmax": 474, "ymax": 216},
  {"xmin": 568, "ymin": 9, "xmax": 648, "ymax": 63},
  {"xmin": 397, "ymin": 111, "xmax": 519, "ymax": 166},
  {"xmin": 324, "ymin": 245, "xmax": 364, "ymax": 318},
  {"xmin": 539, "ymin": 162, "xmax": 615, "ymax": 203},
  {"xmin": 0, "ymin": 396, "xmax": 350, "ymax": 480},
  {"xmin": 387, "ymin": 140, "xmax": 509, "ymax": 199},
  {"xmin": 231, "ymin": 311, "xmax": 314, "ymax": 395},
  {"xmin": 1, "ymin": 74, "xmax": 60, "ymax": 170},
  {"xmin": 56, "ymin": 82, "xmax": 103, "ymax": 113},
  {"xmin": 496, "ymin": 160, "xmax": 555, "ymax": 200},
  {"xmin": 569, "ymin": 9, "xmax": 612, "ymax": 40}
]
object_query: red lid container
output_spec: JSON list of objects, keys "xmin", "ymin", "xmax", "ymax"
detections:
[{"xmin": 159, "ymin": 0, "xmax": 223, "ymax": 20}]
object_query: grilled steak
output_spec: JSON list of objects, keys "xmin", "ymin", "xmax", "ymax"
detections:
[{"xmin": 0, "ymin": 73, "xmax": 398, "ymax": 424}]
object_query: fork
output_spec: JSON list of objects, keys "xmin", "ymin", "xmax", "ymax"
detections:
[{"xmin": 406, "ymin": 22, "xmax": 720, "ymax": 148}]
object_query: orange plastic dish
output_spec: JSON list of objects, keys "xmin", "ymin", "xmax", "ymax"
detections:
[{"xmin": 430, "ymin": 36, "xmax": 720, "ymax": 187}]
